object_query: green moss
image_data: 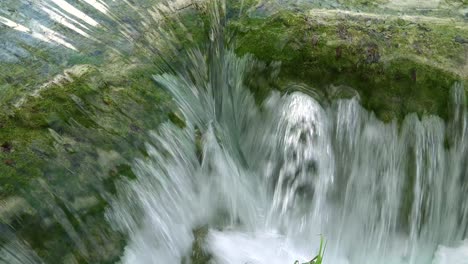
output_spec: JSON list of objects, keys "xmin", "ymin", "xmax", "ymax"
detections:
[
  {"xmin": 1, "ymin": 4, "xmax": 467, "ymax": 261},
  {"xmin": 191, "ymin": 227, "xmax": 212, "ymax": 264},
  {"xmin": 230, "ymin": 10, "xmax": 468, "ymax": 121},
  {"xmin": 156, "ymin": 7, "xmax": 210, "ymax": 55},
  {"xmin": 226, "ymin": 0, "xmax": 259, "ymax": 18},
  {"xmin": 68, "ymin": 52, "xmax": 104, "ymax": 66},
  {"xmin": 0, "ymin": 61, "xmax": 174, "ymax": 262},
  {"xmin": 445, "ymin": 0, "xmax": 468, "ymax": 6}
]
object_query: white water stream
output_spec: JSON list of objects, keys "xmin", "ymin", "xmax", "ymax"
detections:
[
  {"xmin": 106, "ymin": 16, "xmax": 468, "ymax": 262},
  {"xmin": 0, "ymin": 1, "xmax": 467, "ymax": 263}
]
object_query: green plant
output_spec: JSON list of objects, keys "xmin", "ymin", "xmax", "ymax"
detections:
[{"xmin": 294, "ymin": 236, "xmax": 326, "ymax": 264}]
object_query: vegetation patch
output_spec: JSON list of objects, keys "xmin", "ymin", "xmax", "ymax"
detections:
[
  {"xmin": 230, "ymin": 9, "xmax": 468, "ymax": 121},
  {"xmin": 0, "ymin": 61, "xmax": 174, "ymax": 262}
]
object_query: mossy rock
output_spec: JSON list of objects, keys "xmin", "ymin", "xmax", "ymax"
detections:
[
  {"xmin": 1, "ymin": 3, "xmax": 467, "ymax": 262},
  {"xmin": 0, "ymin": 60, "xmax": 176, "ymax": 262},
  {"xmin": 230, "ymin": 9, "xmax": 468, "ymax": 121}
]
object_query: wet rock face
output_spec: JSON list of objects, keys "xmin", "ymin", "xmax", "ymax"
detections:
[
  {"xmin": 1, "ymin": 142, "xmax": 13, "ymax": 153},
  {"xmin": 364, "ymin": 43, "xmax": 380, "ymax": 64},
  {"xmin": 455, "ymin": 35, "xmax": 468, "ymax": 44}
]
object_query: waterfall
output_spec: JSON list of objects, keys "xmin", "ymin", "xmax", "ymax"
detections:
[
  {"xmin": 106, "ymin": 9, "xmax": 468, "ymax": 261},
  {"xmin": 0, "ymin": 0, "xmax": 466, "ymax": 263}
]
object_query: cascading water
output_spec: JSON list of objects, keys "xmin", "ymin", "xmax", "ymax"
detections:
[
  {"xmin": 106, "ymin": 4, "xmax": 468, "ymax": 263},
  {"xmin": 1, "ymin": 0, "xmax": 467, "ymax": 263}
]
